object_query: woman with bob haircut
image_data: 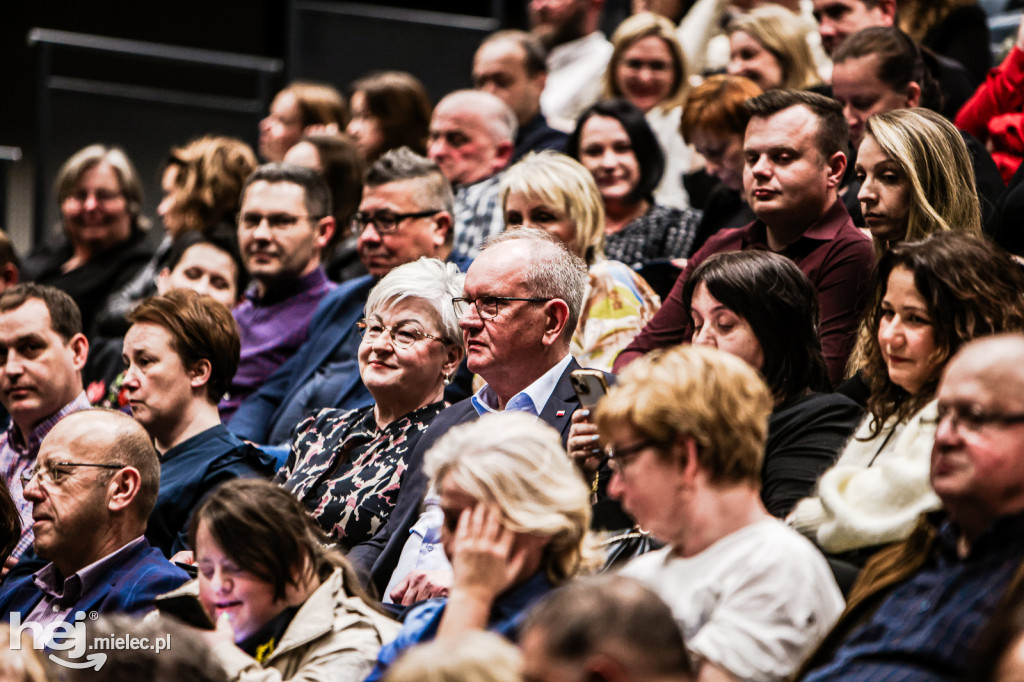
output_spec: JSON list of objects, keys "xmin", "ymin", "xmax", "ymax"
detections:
[
  {"xmin": 275, "ymin": 258, "xmax": 464, "ymax": 551},
  {"xmin": 366, "ymin": 411, "xmax": 600, "ymax": 680},
  {"xmin": 500, "ymin": 152, "xmax": 661, "ymax": 372},
  {"xmin": 856, "ymin": 108, "xmax": 981, "ymax": 249},
  {"xmin": 122, "ymin": 290, "xmax": 276, "ymax": 557},
  {"xmin": 186, "ymin": 479, "xmax": 399, "ymax": 680},
  {"xmin": 568, "ymin": 100, "xmax": 702, "ymax": 277},
  {"xmin": 681, "ymin": 251, "xmax": 863, "ymax": 517},
  {"xmin": 679, "ymin": 74, "xmax": 760, "ymax": 250},
  {"xmin": 789, "ymin": 233, "xmax": 1024, "ymax": 563},
  {"xmin": 594, "ymin": 345, "xmax": 844, "ymax": 681},
  {"xmin": 23, "ymin": 144, "xmax": 153, "ymax": 338},
  {"xmin": 603, "ymin": 11, "xmax": 693, "ymax": 209},
  {"xmin": 726, "ymin": 5, "xmax": 821, "ymax": 92},
  {"xmin": 347, "ymin": 71, "xmax": 433, "ymax": 163},
  {"xmin": 259, "ymin": 81, "xmax": 348, "ymax": 162}
]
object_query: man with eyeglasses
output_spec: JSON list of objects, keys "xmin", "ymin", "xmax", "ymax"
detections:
[
  {"xmin": 229, "ymin": 148, "xmax": 463, "ymax": 451},
  {"xmin": 344, "ymin": 229, "xmax": 598, "ymax": 605},
  {"xmin": 218, "ymin": 163, "xmax": 336, "ymax": 422},
  {"xmin": 798, "ymin": 333, "xmax": 1024, "ymax": 680},
  {"xmin": 0, "ymin": 410, "xmax": 189, "ymax": 625},
  {"xmin": 0, "ymin": 285, "xmax": 92, "ymax": 572},
  {"xmin": 428, "ymin": 90, "xmax": 517, "ymax": 260}
]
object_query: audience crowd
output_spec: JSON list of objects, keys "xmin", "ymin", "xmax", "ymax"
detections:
[{"xmin": 3, "ymin": 1, "xmax": 1024, "ymax": 680}]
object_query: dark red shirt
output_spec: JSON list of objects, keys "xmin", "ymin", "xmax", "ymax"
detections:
[{"xmin": 614, "ymin": 200, "xmax": 875, "ymax": 385}]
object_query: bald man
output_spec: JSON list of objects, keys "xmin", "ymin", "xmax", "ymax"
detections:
[
  {"xmin": 799, "ymin": 334, "xmax": 1024, "ymax": 680},
  {"xmin": 428, "ymin": 90, "xmax": 517, "ymax": 259},
  {"xmin": 0, "ymin": 410, "xmax": 189, "ymax": 624}
]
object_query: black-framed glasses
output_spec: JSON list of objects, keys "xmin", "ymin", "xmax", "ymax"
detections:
[
  {"xmin": 21, "ymin": 462, "xmax": 125, "ymax": 486},
  {"xmin": 350, "ymin": 209, "xmax": 440, "ymax": 235},
  {"xmin": 603, "ymin": 440, "xmax": 658, "ymax": 474},
  {"xmin": 452, "ymin": 296, "xmax": 553, "ymax": 320},
  {"xmin": 237, "ymin": 212, "xmax": 321, "ymax": 230},
  {"xmin": 936, "ymin": 403, "xmax": 1024, "ymax": 434},
  {"xmin": 356, "ymin": 319, "xmax": 443, "ymax": 349}
]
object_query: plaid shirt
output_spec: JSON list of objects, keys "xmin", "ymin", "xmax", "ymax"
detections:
[
  {"xmin": 451, "ymin": 173, "xmax": 505, "ymax": 260},
  {"xmin": 0, "ymin": 392, "xmax": 92, "ymax": 563}
]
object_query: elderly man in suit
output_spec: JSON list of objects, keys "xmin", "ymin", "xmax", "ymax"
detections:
[
  {"xmin": 347, "ymin": 228, "xmax": 593, "ymax": 600},
  {"xmin": 0, "ymin": 410, "xmax": 189, "ymax": 623}
]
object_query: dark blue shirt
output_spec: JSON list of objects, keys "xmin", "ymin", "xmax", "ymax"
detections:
[
  {"xmin": 146, "ymin": 424, "xmax": 276, "ymax": 557},
  {"xmin": 513, "ymin": 112, "xmax": 567, "ymax": 162},
  {"xmin": 365, "ymin": 571, "xmax": 553, "ymax": 681},
  {"xmin": 803, "ymin": 510, "xmax": 1024, "ymax": 681}
]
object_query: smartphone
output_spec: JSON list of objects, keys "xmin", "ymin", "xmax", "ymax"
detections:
[
  {"xmin": 570, "ymin": 369, "xmax": 610, "ymax": 409},
  {"xmin": 155, "ymin": 590, "xmax": 216, "ymax": 630}
]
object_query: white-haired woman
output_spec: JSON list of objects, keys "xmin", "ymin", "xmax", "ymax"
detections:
[
  {"xmin": 366, "ymin": 411, "xmax": 599, "ymax": 681},
  {"xmin": 501, "ymin": 151, "xmax": 660, "ymax": 372},
  {"xmin": 274, "ymin": 258, "xmax": 464, "ymax": 550}
]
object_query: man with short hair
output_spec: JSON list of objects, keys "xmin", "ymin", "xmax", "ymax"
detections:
[
  {"xmin": 219, "ymin": 163, "xmax": 336, "ymax": 421},
  {"xmin": 229, "ymin": 148, "xmax": 458, "ymax": 448},
  {"xmin": 616, "ymin": 90, "xmax": 874, "ymax": 384},
  {"xmin": 473, "ymin": 30, "xmax": 568, "ymax": 162},
  {"xmin": 0, "ymin": 284, "xmax": 91, "ymax": 566},
  {"xmin": 811, "ymin": 0, "xmax": 896, "ymax": 57},
  {"xmin": 529, "ymin": 0, "xmax": 612, "ymax": 132},
  {"xmin": 0, "ymin": 410, "xmax": 189, "ymax": 622},
  {"xmin": 428, "ymin": 90, "xmax": 516, "ymax": 260},
  {"xmin": 798, "ymin": 334, "xmax": 1024, "ymax": 680},
  {"xmin": 812, "ymin": 0, "xmax": 978, "ymax": 117},
  {"xmin": 520, "ymin": 574, "xmax": 695, "ymax": 682},
  {"xmin": 346, "ymin": 228, "xmax": 594, "ymax": 598}
]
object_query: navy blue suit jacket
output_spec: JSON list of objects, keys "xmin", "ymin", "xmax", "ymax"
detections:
[
  {"xmin": 0, "ymin": 539, "xmax": 190, "ymax": 622},
  {"xmin": 347, "ymin": 358, "xmax": 586, "ymax": 596},
  {"xmin": 229, "ymin": 274, "xmax": 376, "ymax": 445}
]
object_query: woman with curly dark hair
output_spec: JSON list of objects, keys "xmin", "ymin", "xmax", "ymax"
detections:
[{"xmin": 789, "ymin": 232, "xmax": 1024, "ymax": 564}]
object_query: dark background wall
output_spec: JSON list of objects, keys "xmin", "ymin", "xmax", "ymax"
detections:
[{"xmin": 0, "ymin": 1, "xmax": 530, "ymax": 250}]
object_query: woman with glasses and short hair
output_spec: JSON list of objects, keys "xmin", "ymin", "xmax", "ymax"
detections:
[
  {"xmin": 22, "ymin": 144, "xmax": 153, "ymax": 339},
  {"xmin": 274, "ymin": 258, "xmax": 464, "ymax": 552}
]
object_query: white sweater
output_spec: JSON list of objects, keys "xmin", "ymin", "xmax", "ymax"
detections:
[{"xmin": 787, "ymin": 399, "xmax": 941, "ymax": 553}]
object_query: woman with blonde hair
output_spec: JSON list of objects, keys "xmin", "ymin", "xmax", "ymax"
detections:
[
  {"xmin": 367, "ymin": 412, "xmax": 599, "ymax": 680},
  {"xmin": 500, "ymin": 151, "xmax": 661, "ymax": 372},
  {"xmin": 726, "ymin": 5, "xmax": 821, "ymax": 92},
  {"xmin": 856, "ymin": 107, "xmax": 981, "ymax": 250},
  {"xmin": 603, "ymin": 11, "xmax": 692, "ymax": 208}
]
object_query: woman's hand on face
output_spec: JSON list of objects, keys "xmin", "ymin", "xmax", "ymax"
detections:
[
  {"xmin": 169, "ymin": 550, "xmax": 195, "ymax": 565},
  {"xmin": 450, "ymin": 505, "xmax": 527, "ymax": 602},
  {"xmin": 568, "ymin": 409, "xmax": 603, "ymax": 477}
]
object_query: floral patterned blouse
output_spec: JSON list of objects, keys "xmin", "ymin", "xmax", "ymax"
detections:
[{"xmin": 274, "ymin": 401, "xmax": 447, "ymax": 549}]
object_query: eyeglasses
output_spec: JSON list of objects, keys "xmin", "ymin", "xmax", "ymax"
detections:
[
  {"xmin": 21, "ymin": 462, "xmax": 125, "ymax": 486},
  {"xmin": 452, "ymin": 296, "xmax": 553, "ymax": 320},
  {"xmin": 63, "ymin": 189, "xmax": 124, "ymax": 206},
  {"xmin": 350, "ymin": 210, "xmax": 440, "ymax": 235},
  {"xmin": 936, "ymin": 403, "xmax": 1024, "ymax": 434},
  {"xmin": 237, "ymin": 212, "xmax": 320, "ymax": 230},
  {"xmin": 356, "ymin": 319, "xmax": 443, "ymax": 349},
  {"xmin": 603, "ymin": 440, "xmax": 658, "ymax": 474}
]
